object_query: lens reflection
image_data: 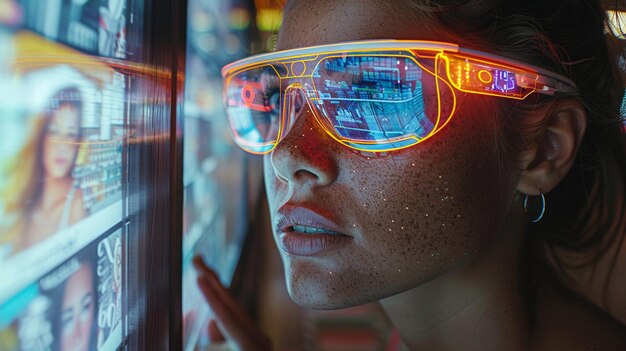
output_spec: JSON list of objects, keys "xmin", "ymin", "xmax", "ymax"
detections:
[
  {"xmin": 312, "ymin": 55, "xmax": 440, "ymax": 143},
  {"xmin": 225, "ymin": 65, "xmax": 281, "ymax": 152}
]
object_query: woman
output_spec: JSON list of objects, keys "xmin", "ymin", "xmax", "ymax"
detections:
[
  {"xmin": 55, "ymin": 259, "xmax": 97, "ymax": 351},
  {"xmin": 195, "ymin": 0, "xmax": 626, "ymax": 349},
  {"xmin": 0, "ymin": 87, "xmax": 86, "ymax": 255}
]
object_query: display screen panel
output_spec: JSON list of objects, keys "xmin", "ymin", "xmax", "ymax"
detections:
[
  {"xmin": 0, "ymin": 228, "xmax": 123, "ymax": 351},
  {"xmin": 181, "ymin": 0, "xmax": 256, "ymax": 349},
  {"xmin": 19, "ymin": 0, "xmax": 129, "ymax": 59},
  {"xmin": 0, "ymin": 0, "xmax": 137, "ymax": 349},
  {"xmin": 0, "ymin": 31, "xmax": 126, "ymax": 301}
]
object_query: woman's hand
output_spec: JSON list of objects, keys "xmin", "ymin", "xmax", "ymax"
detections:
[{"xmin": 193, "ymin": 256, "xmax": 272, "ymax": 351}]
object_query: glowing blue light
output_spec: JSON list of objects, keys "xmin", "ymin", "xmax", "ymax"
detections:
[{"xmin": 491, "ymin": 70, "xmax": 517, "ymax": 93}]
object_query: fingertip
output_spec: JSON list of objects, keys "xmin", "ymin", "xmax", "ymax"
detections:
[
  {"xmin": 194, "ymin": 258, "xmax": 220, "ymax": 283},
  {"xmin": 192, "ymin": 255, "xmax": 206, "ymax": 269},
  {"xmin": 208, "ymin": 319, "xmax": 226, "ymax": 343}
]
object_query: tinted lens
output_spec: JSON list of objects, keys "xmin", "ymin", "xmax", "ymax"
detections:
[
  {"xmin": 224, "ymin": 65, "xmax": 282, "ymax": 153},
  {"xmin": 312, "ymin": 55, "xmax": 451, "ymax": 149}
]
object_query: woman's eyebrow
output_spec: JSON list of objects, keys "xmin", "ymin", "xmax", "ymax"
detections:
[
  {"xmin": 81, "ymin": 292, "xmax": 93, "ymax": 305},
  {"xmin": 61, "ymin": 307, "xmax": 73, "ymax": 317}
]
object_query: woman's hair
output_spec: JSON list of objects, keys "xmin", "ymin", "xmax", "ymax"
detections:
[
  {"xmin": 0, "ymin": 88, "xmax": 83, "ymax": 249},
  {"xmin": 397, "ymin": 0, "xmax": 626, "ymax": 308}
]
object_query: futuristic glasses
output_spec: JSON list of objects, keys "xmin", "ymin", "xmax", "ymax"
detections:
[{"xmin": 221, "ymin": 40, "xmax": 576, "ymax": 154}]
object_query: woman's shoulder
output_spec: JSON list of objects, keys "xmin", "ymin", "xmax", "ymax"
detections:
[
  {"xmin": 532, "ymin": 280, "xmax": 626, "ymax": 351},
  {"xmin": 68, "ymin": 186, "xmax": 86, "ymax": 225}
]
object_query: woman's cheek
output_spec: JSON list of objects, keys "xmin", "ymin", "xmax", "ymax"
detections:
[
  {"xmin": 348, "ymin": 112, "xmax": 514, "ymax": 276},
  {"xmin": 262, "ymin": 104, "xmax": 518, "ymax": 307}
]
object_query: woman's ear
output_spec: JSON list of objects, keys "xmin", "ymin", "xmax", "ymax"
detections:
[{"xmin": 517, "ymin": 99, "xmax": 587, "ymax": 195}]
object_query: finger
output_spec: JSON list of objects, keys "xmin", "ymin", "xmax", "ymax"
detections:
[
  {"xmin": 198, "ymin": 276, "xmax": 272, "ymax": 350},
  {"xmin": 208, "ymin": 319, "xmax": 226, "ymax": 343},
  {"xmin": 196, "ymin": 275, "xmax": 251, "ymax": 346},
  {"xmin": 195, "ymin": 256, "xmax": 271, "ymax": 350},
  {"xmin": 193, "ymin": 256, "xmax": 248, "ymax": 322}
]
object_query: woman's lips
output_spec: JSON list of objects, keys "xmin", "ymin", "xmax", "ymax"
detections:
[
  {"xmin": 279, "ymin": 231, "xmax": 351, "ymax": 256},
  {"xmin": 276, "ymin": 205, "xmax": 352, "ymax": 256},
  {"xmin": 55, "ymin": 156, "xmax": 69, "ymax": 165}
]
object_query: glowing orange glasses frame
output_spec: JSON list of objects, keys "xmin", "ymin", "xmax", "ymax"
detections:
[{"xmin": 221, "ymin": 40, "xmax": 577, "ymax": 154}]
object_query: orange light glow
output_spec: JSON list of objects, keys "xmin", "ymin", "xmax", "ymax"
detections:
[
  {"xmin": 478, "ymin": 69, "xmax": 492, "ymax": 84},
  {"xmin": 222, "ymin": 40, "xmax": 576, "ymax": 154},
  {"xmin": 241, "ymin": 85, "xmax": 255, "ymax": 107}
]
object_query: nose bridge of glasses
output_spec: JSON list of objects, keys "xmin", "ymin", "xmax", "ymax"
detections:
[{"xmin": 281, "ymin": 82, "xmax": 318, "ymax": 136}]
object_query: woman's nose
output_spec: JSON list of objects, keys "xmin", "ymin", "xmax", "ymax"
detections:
[{"xmin": 268, "ymin": 87, "xmax": 338, "ymax": 187}]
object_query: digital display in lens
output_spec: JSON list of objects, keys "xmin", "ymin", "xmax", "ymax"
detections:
[
  {"xmin": 312, "ymin": 55, "xmax": 441, "ymax": 142},
  {"xmin": 226, "ymin": 65, "xmax": 282, "ymax": 152}
]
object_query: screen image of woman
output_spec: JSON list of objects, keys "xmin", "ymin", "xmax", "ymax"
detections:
[
  {"xmin": 0, "ymin": 84, "xmax": 87, "ymax": 256},
  {"xmin": 56, "ymin": 259, "xmax": 97, "ymax": 351},
  {"xmin": 0, "ymin": 229, "xmax": 122, "ymax": 351}
]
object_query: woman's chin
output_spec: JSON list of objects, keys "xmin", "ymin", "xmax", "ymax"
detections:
[
  {"xmin": 45, "ymin": 169, "xmax": 72, "ymax": 180},
  {"xmin": 284, "ymin": 271, "xmax": 388, "ymax": 310},
  {"xmin": 286, "ymin": 286, "xmax": 361, "ymax": 310}
]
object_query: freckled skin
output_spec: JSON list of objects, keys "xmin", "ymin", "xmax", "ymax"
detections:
[{"xmin": 264, "ymin": 0, "xmax": 521, "ymax": 309}]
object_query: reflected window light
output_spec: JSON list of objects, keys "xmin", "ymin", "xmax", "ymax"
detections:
[
  {"xmin": 196, "ymin": 33, "xmax": 216, "ymax": 53},
  {"xmin": 606, "ymin": 10, "xmax": 626, "ymax": 39},
  {"xmin": 256, "ymin": 8, "xmax": 282, "ymax": 32},
  {"xmin": 0, "ymin": 0, "xmax": 22, "ymax": 26},
  {"xmin": 229, "ymin": 8, "xmax": 250, "ymax": 30},
  {"xmin": 191, "ymin": 12, "xmax": 213, "ymax": 32},
  {"xmin": 225, "ymin": 34, "xmax": 240, "ymax": 55}
]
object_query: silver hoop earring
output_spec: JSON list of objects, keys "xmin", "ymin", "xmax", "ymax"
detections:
[{"xmin": 523, "ymin": 193, "xmax": 545, "ymax": 223}]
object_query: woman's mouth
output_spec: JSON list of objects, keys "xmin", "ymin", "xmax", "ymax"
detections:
[
  {"xmin": 291, "ymin": 225, "xmax": 341, "ymax": 235},
  {"xmin": 276, "ymin": 205, "xmax": 352, "ymax": 256}
]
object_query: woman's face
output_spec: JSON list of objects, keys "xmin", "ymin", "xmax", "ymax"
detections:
[
  {"xmin": 60, "ymin": 263, "xmax": 95, "ymax": 351},
  {"xmin": 264, "ymin": 0, "xmax": 522, "ymax": 309},
  {"xmin": 43, "ymin": 103, "xmax": 80, "ymax": 179}
]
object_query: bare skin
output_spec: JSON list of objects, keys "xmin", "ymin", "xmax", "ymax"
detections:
[
  {"xmin": 18, "ymin": 103, "xmax": 85, "ymax": 250},
  {"xmin": 195, "ymin": 0, "xmax": 626, "ymax": 349}
]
